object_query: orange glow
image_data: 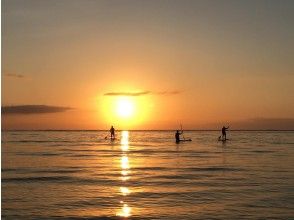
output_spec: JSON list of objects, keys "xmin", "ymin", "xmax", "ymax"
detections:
[
  {"xmin": 3, "ymin": 1, "xmax": 294, "ymax": 131},
  {"xmin": 99, "ymin": 94, "xmax": 152, "ymax": 129}
]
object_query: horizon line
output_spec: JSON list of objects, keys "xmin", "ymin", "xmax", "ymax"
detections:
[{"xmin": 2, "ymin": 129, "xmax": 294, "ymax": 132}]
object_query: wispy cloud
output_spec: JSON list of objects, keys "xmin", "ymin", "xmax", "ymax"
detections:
[
  {"xmin": 104, "ymin": 90, "xmax": 181, "ymax": 96},
  {"xmin": 104, "ymin": 91, "xmax": 151, "ymax": 96},
  {"xmin": 154, "ymin": 91, "xmax": 181, "ymax": 95},
  {"xmin": 4, "ymin": 73, "xmax": 25, "ymax": 78},
  {"xmin": 2, "ymin": 105, "xmax": 73, "ymax": 114}
]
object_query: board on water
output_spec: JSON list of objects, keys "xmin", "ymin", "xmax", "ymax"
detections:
[
  {"xmin": 182, "ymin": 139, "xmax": 192, "ymax": 141},
  {"xmin": 176, "ymin": 139, "xmax": 192, "ymax": 143},
  {"xmin": 218, "ymin": 138, "xmax": 229, "ymax": 141},
  {"xmin": 104, "ymin": 137, "xmax": 117, "ymax": 141}
]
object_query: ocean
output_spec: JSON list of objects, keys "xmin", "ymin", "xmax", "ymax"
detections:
[{"xmin": 2, "ymin": 130, "xmax": 294, "ymax": 219}]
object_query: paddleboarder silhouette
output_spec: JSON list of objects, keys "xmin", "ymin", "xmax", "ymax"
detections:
[
  {"xmin": 110, "ymin": 126, "xmax": 115, "ymax": 139},
  {"xmin": 221, "ymin": 126, "xmax": 229, "ymax": 140},
  {"xmin": 175, "ymin": 130, "xmax": 183, "ymax": 143}
]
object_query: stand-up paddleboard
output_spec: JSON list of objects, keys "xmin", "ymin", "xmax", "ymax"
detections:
[
  {"xmin": 177, "ymin": 124, "xmax": 192, "ymax": 142},
  {"xmin": 176, "ymin": 139, "xmax": 192, "ymax": 143},
  {"xmin": 105, "ymin": 136, "xmax": 117, "ymax": 141},
  {"xmin": 218, "ymin": 138, "xmax": 229, "ymax": 142},
  {"xmin": 182, "ymin": 139, "xmax": 192, "ymax": 142},
  {"xmin": 218, "ymin": 136, "xmax": 230, "ymax": 141}
]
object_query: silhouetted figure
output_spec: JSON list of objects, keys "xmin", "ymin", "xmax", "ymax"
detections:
[
  {"xmin": 175, "ymin": 130, "xmax": 183, "ymax": 143},
  {"xmin": 221, "ymin": 126, "xmax": 229, "ymax": 140},
  {"xmin": 110, "ymin": 126, "xmax": 115, "ymax": 139}
]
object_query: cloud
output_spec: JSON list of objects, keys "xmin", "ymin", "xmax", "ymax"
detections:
[
  {"xmin": 104, "ymin": 90, "xmax": 181, "ymax": 96},
  {"xmin": 2, "ymin": 105, "xmax": 73, "ymax": 114},
  {"xmin": 154, "ymin": 91, "xmax": 181, "ymax": 95},
  {"xmin": 104, "ymin": 91, "xmax": 151, "ymax": 96},
  {"xmin": 4, "ymin": 73, "xmax": 25, "ymax": 78}
]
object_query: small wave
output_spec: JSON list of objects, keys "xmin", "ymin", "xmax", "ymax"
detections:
[
  {"xmin": 6, "ymin": 140, "xmax": 73, "ymax": 143},
  {"xmin": 62, "ymin": 149, "xmax": 116, "ymax": 153},
  {"xmin": 250, "ymin": 150, "xmax": 275, "ymax": 153},
  {"xmin": 2, "ymin": 168, "xmax": 29, "ymax": 173},
  {"xmin": 2, "ymin": 167, "xmax": 85, "ymax": 174},
  {"xmin": 181, "ymin": 154, "xmax": 217, "ymax": 158},
  {"xmin": 2, "ymin": 176, "xmax": 74, "ymax": 183},
  {"xmin": 33, "ymin": 169, "xmax": 84, "ymax": 174},
  {"xmin": 133, "ymin": 167, "xmax": 170, "ymax": 171},
  {"xmin": 4, "ymin": 215, "xmax": 129, "ymax": 220},
  {"xmin": 62, "ymin": 149, "xmax": 96, "ymax": 152},
  {"xmin": 57, "ymin": 198, "xmax": 118, "ymax": 209},
  {"xmin": 2, "ymin": 176, "xmax": 121, "ymax": 185},
  {"xmin": 131, "ymin": 149, "xmax": 181, "ymax": 153},
  {"xmin": 66, "ymin": 154, "xmax": 96, "ymax": 158},
  {"xmin": 184, "ymin": 167, "xmax": 243, "ymax": 172},
  {"xmin": 40, "ymin": 216, "xmax": 148, "ymax": 220},
  {"xmin": 16, "ymin": 152, "xmax": 63, "ymax": 157}
]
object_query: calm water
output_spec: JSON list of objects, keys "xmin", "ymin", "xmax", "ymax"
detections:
[{"xmin": 2, "ymin": 130, "xmax": 294, "ymax": 219}]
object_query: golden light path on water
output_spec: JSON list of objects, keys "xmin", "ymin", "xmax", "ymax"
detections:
[{"xmin": 116, "ymin": 131, "xmax": 132, "ymax": 217}]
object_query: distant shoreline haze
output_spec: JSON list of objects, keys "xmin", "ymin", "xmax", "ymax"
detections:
[{"xmin": 2, "ymin": 117, "xmax": 294, "ymax": 131}]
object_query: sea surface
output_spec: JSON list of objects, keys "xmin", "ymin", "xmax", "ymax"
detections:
[{"xmin": 2, "ymin": 130, "xmax": 294, "ymax": 219}]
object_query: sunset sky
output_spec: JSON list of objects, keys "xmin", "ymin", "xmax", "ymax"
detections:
[{"xmin": 2, "ymin": 0, "xmax": 294, "ymax": 130}]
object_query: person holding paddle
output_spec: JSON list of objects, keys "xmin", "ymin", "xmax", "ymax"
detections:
[
  {"xmin": 175, "ymin": 130, "xmax": 183, "ymax": 143},
  {"xmin": 110, "ymin": 125, "xmax": 115, "ymax": 139},
  {"xmin": 175, "ymin": 125, "xmax": 192, "ymax": 143},
  {"xmin": 221, "ymin": 126, "xmax": 229, "ymax": 140}
]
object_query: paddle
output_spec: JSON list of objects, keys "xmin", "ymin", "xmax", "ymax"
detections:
[
  {"xmin": 180, "ymin": 124, "xmax": 192, "ymax": 141},
  {"xmin": 180, "ymin": 124, "xmax": 186, "ymax": 140}
]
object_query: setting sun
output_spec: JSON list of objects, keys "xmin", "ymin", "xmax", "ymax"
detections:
[
  {"xmin": 116, "ymin": 98, "xmax": 134, "ymax": 118},
  {"xmin": 99, "ymin": 93, "xmax": 153, "ymax": 129}
]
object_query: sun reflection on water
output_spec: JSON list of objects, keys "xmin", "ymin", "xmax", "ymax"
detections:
[
  {"xmin": 116, "ymin": 203, "xmax": 131, "ymax": 217},
  {"xmin": 121, "ymin": 130, "xmax": 129, "ymax": 151},
  {"xmin": 120, "ymin": 187, "xmax": 131, "ymax": 196},
  {"xmin": 116, "ymin": 130, "xmax": 132, "ymax": 217},
  {"xmin": 121, "ymin": 156, "xmax": 129, "ymax": 169},
  {"xmin": 121, "ymin": 170, "xmax": 130, "ymax": 181}
]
